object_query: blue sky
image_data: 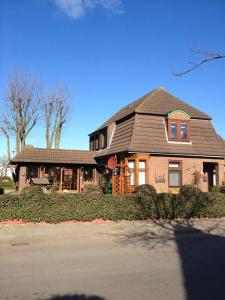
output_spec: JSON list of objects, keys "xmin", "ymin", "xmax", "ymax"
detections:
[{"xmin": 0, "ymin": 0, "xmax": 225, "ymax": 154}]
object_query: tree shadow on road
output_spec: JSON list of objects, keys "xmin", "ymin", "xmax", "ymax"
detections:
[
  {"xmin": 44, "ymin": 293, "xmax": 105, "ymax": 300},
  {"xmin": 115, "ymin": 220, "xmax": 225, "ymax": 300}
]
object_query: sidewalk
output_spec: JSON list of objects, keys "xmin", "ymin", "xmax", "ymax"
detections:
[{"xmin": 1, "ymin": 219, "xmax": 225, "ymax": 245}]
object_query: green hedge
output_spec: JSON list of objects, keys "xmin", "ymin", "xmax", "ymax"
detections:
[
  {"xmin": 0, "ymin": 185, "xmax": 225, "ymax": 223},
  {"xmin": 0, "ymin": 176, "xmax": 14, "ymax": 188}
]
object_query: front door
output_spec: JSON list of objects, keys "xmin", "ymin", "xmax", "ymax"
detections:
[
  {"xmin": 203, "ymin": 162, "xmax": 218, "ymax": 191},
  {"xmin": 63, "ymin": 168, "xmax": 78, "ymax": 190}
]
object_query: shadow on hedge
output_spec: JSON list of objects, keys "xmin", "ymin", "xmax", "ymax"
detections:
[{"xmin": 115, "ymin": 221, "xmax": 225, "ymax": 300}]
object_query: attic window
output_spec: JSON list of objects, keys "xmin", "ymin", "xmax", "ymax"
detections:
[
  {"xmin": 168, "ymin": 120, "xmax": 190, "ymax": 142},
  {"xmin": 167, "ymin": 110, "xmax": 191, "ymax": 142}
]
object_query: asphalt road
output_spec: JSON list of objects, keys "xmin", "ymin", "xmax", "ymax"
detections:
[{"xmin": 0, "ymin": 221, "xmax": 225, "ymax": 300}]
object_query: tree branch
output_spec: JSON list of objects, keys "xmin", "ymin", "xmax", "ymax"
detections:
[{"xmin": 172, "ymin": 47, "xmax": 225, "ymax": 76}]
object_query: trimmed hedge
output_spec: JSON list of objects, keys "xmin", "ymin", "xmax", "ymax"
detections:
[
  {"xmin": 211, "ymin": 185, "xmax": 225, "ymax": 194},
  {"xmin": 0, "ymin": 184, "xmax": 225, "ymax": 222},
  {"xmin": 0, "ymin": 176, "xmax": 14, "ymax": 188}
]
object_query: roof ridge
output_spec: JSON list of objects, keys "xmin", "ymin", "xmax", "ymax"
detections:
[
  {"xmin": 135, "ymin": 88, "xmax": 211, "ymax": 119},
  {"xmin": 134, "ymin": 88, "xmax": 160, "ymax": 113},
  {"xmin": 91, "ymin": 87, "xmax": 212, "ymax": 134}
]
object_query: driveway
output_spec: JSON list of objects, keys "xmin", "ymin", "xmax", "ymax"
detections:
[{"xmin": 0, "ymin": 220, "xmax": 225, "ymax": 300}]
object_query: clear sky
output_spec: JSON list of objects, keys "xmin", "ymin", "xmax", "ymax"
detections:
[{"xmin": 0, "ymin": 0, "xmax": 225, "ymax": 155}]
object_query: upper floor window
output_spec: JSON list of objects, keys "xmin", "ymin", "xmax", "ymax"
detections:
[
  {"xmin": 181, "ymin": 123, "xmax": 187, "ymax": 139},
  {"xmin": 171, "ymin": 122, "xmax": 177, "ymax": 139},
  {"xmin": 167, "ymin": 110, "xmax": 191, "ymax": 143},
  {"xmin": 90, "ymin": 128, "xmax": 108, "ymax": 151},
  {"xmin": 168, "ymin": 120, "xmax": 190, "ymax": 142}
]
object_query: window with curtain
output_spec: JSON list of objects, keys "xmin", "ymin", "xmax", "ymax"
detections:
[{"xmin": 168, "ymin": 161, "xmax": 182, "ymax": 187}]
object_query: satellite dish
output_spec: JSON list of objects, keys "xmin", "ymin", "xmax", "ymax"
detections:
[{"xmin": 107, "ymin": 156, "xmax": 117, "ymax": 170}]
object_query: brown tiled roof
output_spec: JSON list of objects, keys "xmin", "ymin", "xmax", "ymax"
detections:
[
  {"xmin": 95, "ymin": 115, "xmax": 225, "ymax": 158},
  {"xmin": 129, "ymin": 115, "xmax": 225, "ymax": 157},
  {"xmin": 11, "ymin": 148, "xmax": 96, "ymax": 165},
  {"xmin": 216, "ymin": 134, "xmax": 225, "ymax": 157},
  {"xmin": 94, "ymin": 88, "xmax": 211, "ymax": 132}
]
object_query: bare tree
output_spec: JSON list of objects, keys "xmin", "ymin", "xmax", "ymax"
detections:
[
  {"xmin": 44, "ymin": 86, "xmax": 70, "ymax": 149},
  {"xmin": 0, "ymin": 126, "xmax": 11, "ymax": 162},
  {"xmin": 0, "ymin": 154, "xmax": 8, "ymax": 177},
  {"xmin": 1, "ymin": 71, "xmax": 42, "ymax": 153},
  {"xmin": 172, "ymin": 46, "xmax": 225, "ymax": 76}
]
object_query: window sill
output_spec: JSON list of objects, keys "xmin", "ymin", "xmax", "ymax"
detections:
[{"xmin": 167, "ymin": 140, "xmax": 192, "ymax": 145}]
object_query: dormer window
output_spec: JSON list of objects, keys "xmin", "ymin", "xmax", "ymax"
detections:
[
  {"xmin": 168, "ymin": 120, "xmax": 190, "ymax": 142},
  {"xmin": 171, "ymin": 122, "xmax": 177, "ymax": 139},
  {"xmin": 89, "ymin": 128, "xmax": 108, "ymax": 151},
  {"xmin": 181, "ymin": 123, "xmax": 187, "ymax": 139},
  {"xmin": 167, "ymin": 110, "xmax": 191, "ymax": 142}
]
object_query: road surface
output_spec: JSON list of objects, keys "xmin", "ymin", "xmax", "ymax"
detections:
[{"xmin": 0, "ymin": 220, "xmax": 225, "ymax": 300}]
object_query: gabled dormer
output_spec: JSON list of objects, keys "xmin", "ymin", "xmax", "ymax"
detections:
[{"xmin": 167, "ymin": 110, "xmax": 191, "ymax": 143}]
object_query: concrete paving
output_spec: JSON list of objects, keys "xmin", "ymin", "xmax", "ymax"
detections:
[{"xmin": 0, "ymin": 220, "xmax": 225, "ymax": 300}]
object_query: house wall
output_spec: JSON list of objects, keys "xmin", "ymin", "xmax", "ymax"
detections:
[
  {"xmin": 18, "ymin": 166, "xmax": 29, "ymax": 192},
  {"xmin": 149, "ymin": 155, "xmax": 224, "ymax": 193},
  {"xmin": 17, "ymin": 164, "xmax": 97, "ymax": 192}
]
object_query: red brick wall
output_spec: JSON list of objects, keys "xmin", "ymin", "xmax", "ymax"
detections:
[{"xmin": 149, "ymin": 156, "xmax": 224, "ymax": 193}]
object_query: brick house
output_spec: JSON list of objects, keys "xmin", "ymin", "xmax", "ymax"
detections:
[{"xmin": 11, "ymin": 88, "xmax": 225, "ymax": 193}]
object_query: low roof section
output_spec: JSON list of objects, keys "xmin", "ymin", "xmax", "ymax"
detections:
[{"xmin": 11, "ymin": 147, "xmax": 97, "ymax": 165}]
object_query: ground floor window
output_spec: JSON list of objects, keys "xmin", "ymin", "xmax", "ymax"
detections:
[
  {"xmin": 27, "ymin": 165, "xmax": 38, "ymax": 179},
  {"xmin": 138, "ymin": 160, "xmax": 146, "ymax": 185},
  {"xmin": 128, "ymin": 159, "xmax": 147, "ymax": 186},
  {"xmin": 82, "ymin": 167, "xmax": 93, "ymax": 181},
  {"xmin": 128, "ymin": 160, "xmax": 135, "ymax": 186},
  {"xmin": 168, "ymin": 161, "xmax": 182, "ymax": 187}
]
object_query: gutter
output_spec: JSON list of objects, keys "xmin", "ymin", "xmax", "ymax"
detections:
[{"xmin": 127, "ymin": 151, "xmax": 225, "ymax": 159}]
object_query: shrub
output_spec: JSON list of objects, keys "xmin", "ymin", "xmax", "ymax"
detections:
[
  {"xmin": 20, "ymin": 186, "xmax": 46, "ymax": 204},
  {"xmin": 134, "ymin": 184, "xmax": 156, "ymax": 198},
  {"xmin": 212, "ymin": 185, "xmax": 225, "ymax": 194},
  {"xmin": 220, "ymin": 186, "xmax": 225, "ymax": 194},
  {"xmin": 198, "ymin": 192, "xmax": 225, "ymax": 218},
  {"xmin": 176, "ymin": 185, "xmax": 205, "ymax": 218},
  {"xmin": 0, "ymin": 185, "xmax": 225, "ymax": 222},
  {"xmin": 211, "ymin": 185, "xmax": 221, "ymax": 193},
  {"xmin": 134, "ymin": 184, "xmax": 157, "ymax": 218},
  {"xmin": 0, "ymin": 176, "xmax": 14, "ymax": 188},
  {"xmin": 156, "ymin": 193, "xmax": 177, "ymax": 219},
  {"xmin": 0, "ymin": 194, "xmax": 19, "ymax": 207},
  {"xmin": 179, "ymin": 185, "xmax": 201, "ymax": 197},
  {"xmin": 0, "ymin": 188, "xmax": 4, "ymax": 195},
  {"xmin": 81, "ymin": 184, "xmax": 103, "ymax": 196}
]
